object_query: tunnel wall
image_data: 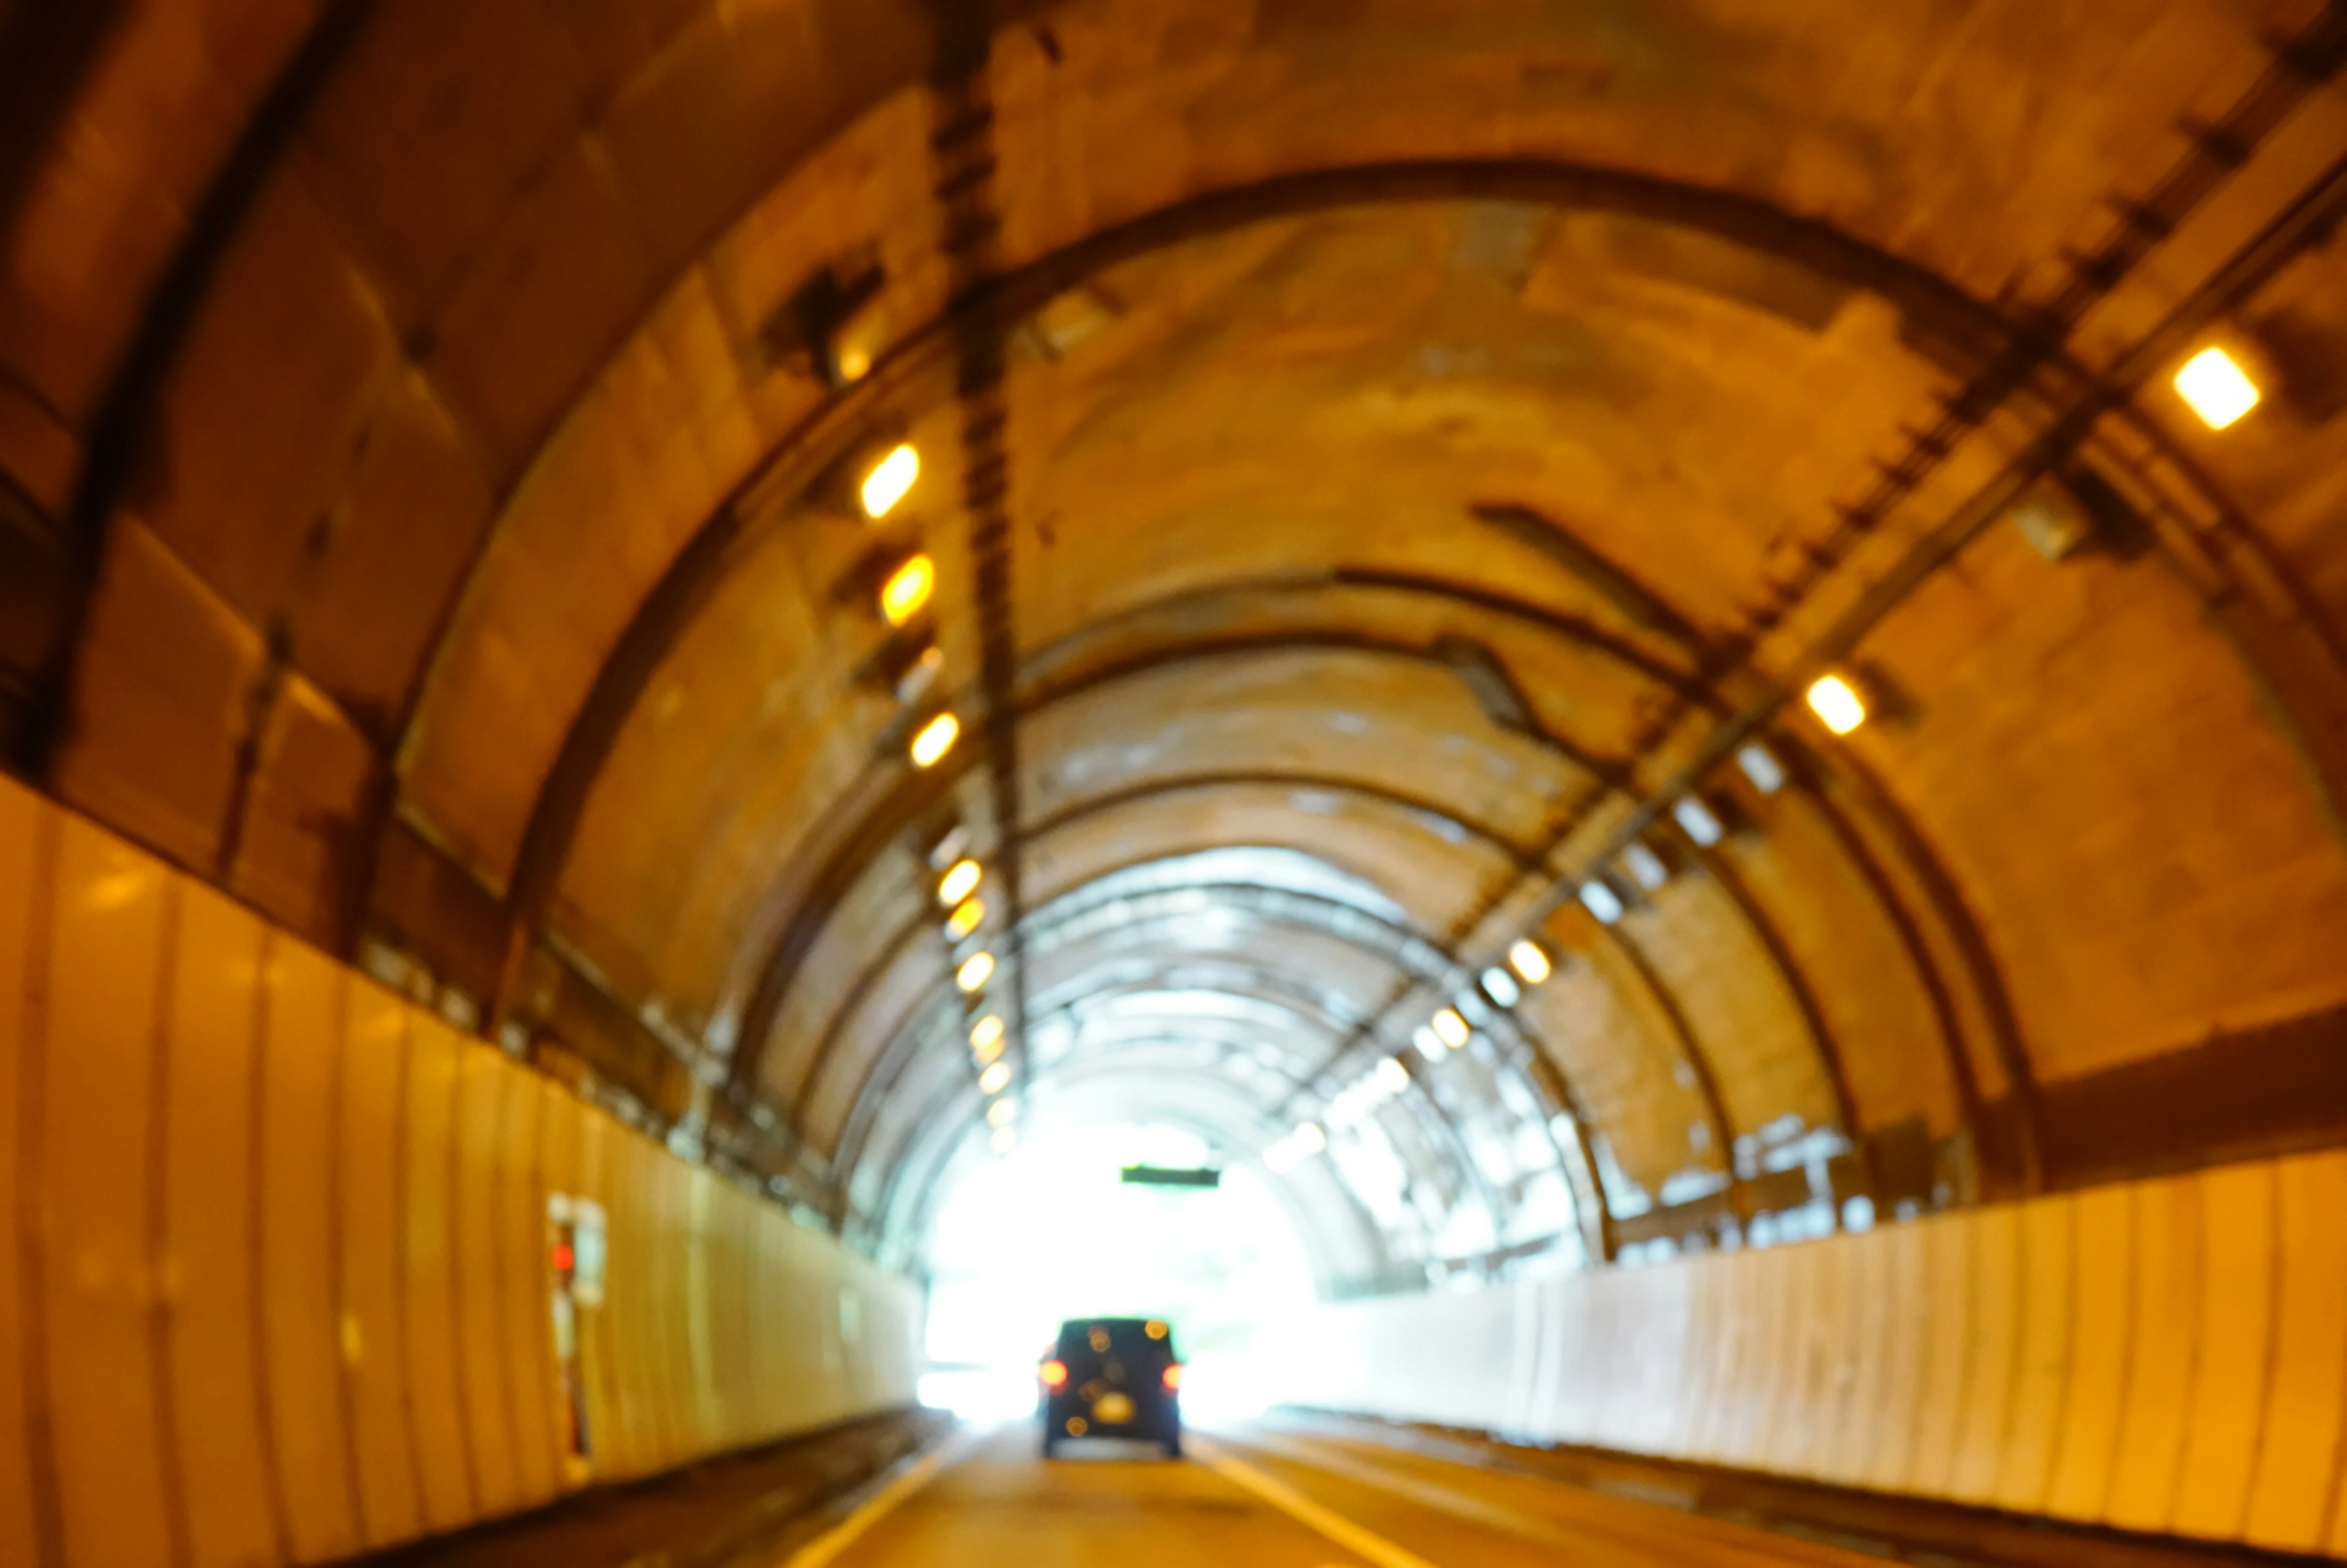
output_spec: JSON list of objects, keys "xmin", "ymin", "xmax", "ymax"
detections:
[
  {"xmin": 1279, "ymin": 1149, "xmax": 2347, "ymax": 1558},
  {"xmin": 0, "ymin": 774, "xmax": 923, "ymax": 1568}
]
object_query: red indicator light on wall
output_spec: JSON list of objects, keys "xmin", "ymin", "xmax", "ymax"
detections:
[
  {"xmin": 1162, "ymin": 1365, "xmax": 1183, "ymax": 1391},
  {"xmin": 1040, "ymin": 1359, "xmax": 1068, "ymax": 1388},
  {"xmin": 552, "ymin": 1243, "xmax": 575, "ymax": 1275}
]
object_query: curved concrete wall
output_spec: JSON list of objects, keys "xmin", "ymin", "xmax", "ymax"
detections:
[
  {"xmin": 1279, "ymin": 1151, "xmax": 2347, "ymax": 1558},
  {"xmin": 0, "ymin": 775, "xmax": 923, "ymax": 1567}
]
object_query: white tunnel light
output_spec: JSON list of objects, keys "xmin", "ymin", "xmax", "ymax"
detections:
[
  {"xmin": 1293, "ymin": 1122, "xmax": 1327, "ymax": 1154},
  {"xmin": 1672, "ymin": 796, "xmax": 1725, "ymax": 848},
  {"xmin": 986, "ymin": 1097, "xmax": 1018, "ymax": 1127},
  {"xmin": 910, "ymin": 712, "xmax": 960, "ymax": 769},
  {"xmin": 979, "ymin": 1060, "xmax": 1012, "ymax": 1095},
  {"xmin": 1412, "ymin": 1027, "xmax": 1446, "ymax": 1063},
  {"xmin": 1620, "ymin": 841, "xmax": 1670, "ymax": 892},
  {"xmin": 1579, "ymin": 881, "xmax": 1626, "ymax": 925},
  {"xmin": 1507, "ymin": 940, "xmax": 1552, "ymax": 986},
  {"xmin": 969, "ymin": 1014, "xmax": 1004, "ymax": 1052},
  {"xmin": 1480, "ymin": 967, "xmax": 1522, "ymax": 1009},
  {"xmin": 860, "ymin": 442, "xmax": 921, "ymax": 518},
  {"xmin": 1805, "ymin": 672, "xmax": 1868, "ymax": 736},
  {"xmin": 1431, "ymin": 1009, "xmax": 1469, "ymax": 1050},
  {"xmin": 1263, "ymin": 1139, "xmax": 1301, "ymax": 1174},
  {"xmin": 1375, "ymin": 1057, "xmax": 1411, "ymax": 1094},
  {"xmin": 2174, "ymin": 345, "xmax": 2260, "ymax": 431},
  {"xmin": 1736, "ymin": 741, "xmax": 1787, "ymax": 796},
  {"xmin": 938, "ymin": 858, "xmax": 982, "ymax": 906},
  {"xmin": 956, "ymin": 951, "xmax": 996, "ymax": 993}
]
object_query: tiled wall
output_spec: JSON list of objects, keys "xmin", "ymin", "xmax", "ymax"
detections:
[
  {"xmin": 0, "ymin": 773, "xmax": 922, "ymax": 1567},
  {"xmin": 1282, "ymin": 1152, "xmax": 2347, "ymax": 1556}
]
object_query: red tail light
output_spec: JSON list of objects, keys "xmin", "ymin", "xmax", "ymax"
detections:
[
  {"xmin": 1162, "ymin": 1364, "xmax": 1183, "ymax": 1391},
  {"xmin": 1040, "ymin": 1359, "xmax": 1068, "ymax": 1388}
]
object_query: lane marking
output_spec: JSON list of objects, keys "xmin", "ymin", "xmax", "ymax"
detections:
[
  {"xmin": 1188, "ymin": 1435, "xmax": 1442, "ymax": 1568},
  {"xmin": 779, "ymin": 1431, "xmax": 974, "ymax": 1567}
]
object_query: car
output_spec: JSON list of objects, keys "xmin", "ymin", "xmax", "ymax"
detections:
[{"xmin": 1038, "ymin": 1316, "xmax": 1183, "ymax": 1458}]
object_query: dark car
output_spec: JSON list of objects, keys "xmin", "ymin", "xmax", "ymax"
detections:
[{"xmin": 1038, "ymin": 1317, "xmax": 1183, "ymax": 1457}]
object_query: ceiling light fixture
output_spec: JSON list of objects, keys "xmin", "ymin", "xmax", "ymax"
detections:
[
  {"xmin": 945, "ymin": 897, "xmax": 986, "ymax": 940},
  {"xmin": 2173, "ymin": 345, "xmax": 2260, "ymax": 430},
  {"xmin": 1620, "ymin": 841, "xmax": 1670, "ymax": 892},
  {"xmin": 957, "ymin": 951, "xmax": 995, "ymax": 993},
  {"xmin": 879, "ymin": 554, "xmax": 936, "ymax": 625},
  {"xmin": 860, "ymin": 442, "xmax": 920, "ymax": 518},
  {"xmin": 1579, "ymin": 881, "xmax": 1626, "ymax": 925},
  {"xmin": 1412, "ymin": 1026, "xmax": 1446, "ymax": 1063},
  {"xmin": 1507, "ymin": 940, "xmax": 1552, "ymax": 986},
  {"xmin": 986, "ymin": 1097, "xmax": 1018, "ymax": 1127},
  {"xmin": 991, "ymin": 1125, "xmax": 1018, "ymax": 1153},
  {"xmin": 969, "ymin": 1014, "xmax": 1004, "ymax": 1051},
  {"xmin": 1293, "ymin": 1123, "xmax": 1327, "ymax": 1154},
  {"xmin": 909, "ymin": 712, "xmax": 960, "ymax": 769},
  {"xmin": 1375, "ymin": 1057, "xmax": 1410, "ymax": 1093},
  {"xmin": 938, "ymin": 859, "xmax": 982, "ymax": 906},
  {"xmin": 1672, "ymin": 797, "xmax": 1725, "ymax": 848},
  {"xmin": 979, "ymin": 1061, "xmax": 1011, "ymax": 1095},
  {"xmin": 1481, "ymin": 967, "xmax": 1522, "ymax": 1008},
  {"xmin": 1736, "ymin": 741, "xmax": 1787, "ymax": 796},
  {"xmin": 1805, "ymin": 672, "xmax": 1868, "ymax": 736},
  {"xmin": 1431, "ymin": 1009, "xmax": 1469, "ymax": 1050}
]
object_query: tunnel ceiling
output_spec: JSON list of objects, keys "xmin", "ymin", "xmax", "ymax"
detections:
[{"xmin": 6, "ymin": 0, "xmax": 2347, "ymax": 1282}]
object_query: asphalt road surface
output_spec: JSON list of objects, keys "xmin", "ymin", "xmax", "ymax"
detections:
[{"xmin": 779, "ymin": 1422, "xmax": 1884, "ymax": 1567}]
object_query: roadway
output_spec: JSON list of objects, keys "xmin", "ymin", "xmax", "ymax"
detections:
[{"xmin": 783, "ymin": 1421, "xmax": 1882, "ymax": 1567}]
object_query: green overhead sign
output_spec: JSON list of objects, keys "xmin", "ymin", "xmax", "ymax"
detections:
[{"xmin": 1120, "ymin": 1164, "xmax": 1222, "ymax": 1189}]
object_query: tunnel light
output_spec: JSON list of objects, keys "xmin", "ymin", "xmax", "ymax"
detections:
[
  {"xmin": 1579, "ymin": 881, "xmax": 1626, "ymax": 925},
  {"xmin": 1620, "ymin": 841, "xmax": 1670, "ymax": 892},
  {"xmin": 986, "ymin": 1097, "xmax": 1018, "ymax": 1127},
  {"xmin": 860, "ymin": 442, "xmax": 921, "ymax": 518},
  {"xmin": 1412, "ymin": 1027, "xmax": 1446, "ymax": 1063},
  {"xmin": 1263, "ymin": 1139, "xmax": 1301, "ymax": 1174},
  {"xmin": 879, "ymin": 554, "xmax": 936, "ymax": 626},
  {"xmin": 1805, "ymin": 672, "xmax": 1868, "ymax": 736},
  {"xmin": 1375, "ymin": 1057, "xmax": 1411, "ymax": 1094},
  {"xmin": 1672, "ymin": 796, "xmax": 1725, "ymax": 848},
  {"xmin": 938, "ymin": 858, "xmax": 982, "ymax": 906},
  {"xmin": 1480, "ymin": 967, "xmax": 1522, "ymax": 1009},
  {"xmin": 1736, "ymin": 741, "xmax": 1787, "ymax": 796},
  {"xmin": 956, "ymin": 951, "xmax": 996, "ymax": 993},
  {"xmin": 1431, "ymin": 1009, "xmax": 1469, "ymax": 1050},
  {"xmin": 909, "ymin": 712, "xmax": 960, "ymax": 769},
  {"xmin": 992, "ymin": 1125, "xmax": 1018, "ymax": 1154},
  {"xmin": 1507, "ymin": 940, "xmax": 1552, "ymax": 987},
  {"xmin": 979, "ymin": 1060, "xmax": 1012, "ymax": 1095},
  {"xmin": 1293, "ymin": 1122, "xmax": 1327, "ymax": 1154},
  {"xmin": 945, "ymin": 896, "xmax": 986, "ymax": 940},
  {"xmin": 969, "ymin": 1014, "xmax": 1004, "ymax": 1052},
  {"xmin": 2174, "ymin": 346, "xmax": 2260, "ymax": 430}
]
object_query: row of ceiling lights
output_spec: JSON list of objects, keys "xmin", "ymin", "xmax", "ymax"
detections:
[
  {"xmin": 847, "ymin": 435, "xmax": 1020, "ymax": 1153},
  {"xmin": 1254, "ymin": 340, "xmax": 2266, "ymax": 1181}
]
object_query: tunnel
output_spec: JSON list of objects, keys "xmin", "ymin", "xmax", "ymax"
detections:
[{"xmin": 4, "ymin": 0, "xmax": 2347, "ymax": 1563}]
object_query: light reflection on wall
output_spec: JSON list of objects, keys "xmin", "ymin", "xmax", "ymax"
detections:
[{"xmin": 918, "ymin": 1119, "xmax": 1317, "ymax": 1424}]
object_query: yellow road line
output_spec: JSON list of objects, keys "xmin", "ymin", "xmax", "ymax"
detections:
[
  {"xmin": 779, "ymin": 1431, "xmax": 972, "ymax": 1567},
  {"xmin": 1189, "ymin": 1434, "xmax": 1442, "ymax": 1568}
]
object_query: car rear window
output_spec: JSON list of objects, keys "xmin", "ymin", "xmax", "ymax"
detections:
[{"xmin": 1056, "ymin": 1319, "xmax": 1176, "ymax": 1365}]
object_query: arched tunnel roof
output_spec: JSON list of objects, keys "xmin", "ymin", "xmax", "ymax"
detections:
[{"xmin": 5, "ymin": 0, "xmax": 2347, "ymax": 1290}]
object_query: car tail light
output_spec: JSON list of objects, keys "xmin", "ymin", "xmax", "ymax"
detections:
[
  {"xmin": 1040, "ymin": 1359, "xmax": 1068, "ymax": 1388},
  {"xmin": 1162, "ymin": 1365, "xmax": 1183, "ymax": 1391}
]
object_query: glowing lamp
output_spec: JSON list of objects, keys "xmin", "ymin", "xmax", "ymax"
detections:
[
  {"xmin": 1508, "ymin": 940, "xmax": 1552, "ymax": 986},
  {"xmin": 957, "ymin": 951, "xmax": 995, "ymax": 993},
  {"xmin": 910, "ymin": 712, "xmax": 960, "ymax": 768},
  {"xmin": 986, "ymin": 1097, "xmax": 1018, "ymax": 1127},
  {"xmin": 1805, "ymin": 672, "xmax": 1868, "ymax": 736},
  {"xmin": 1431, "ymin": 1009, "xmax": 1469, "ymax": 1050},
  {"xmin": 938, "ymin": 859, "xmax": 982, "ymax": 906},
  {"xmin": 860, "ymin": 442, "xmax": 920, "ymax": 518},
  {"xmin": 979, "ymin": 1060, "xmax": 1011, "ymax": 1095},
  {"xmin": 880, "ymin": 554, "xmax": 935, "ymax": 625},
  {"xmin": 946, "ymin": 897, "xmax": 986, "ymax": 940},
  {"xmin": 2173, "ymin": 346, "xmax": 2260, "ymax": 431}
]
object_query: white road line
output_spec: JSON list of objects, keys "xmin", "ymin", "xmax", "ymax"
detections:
[
  {"xmin": 779, "ymin": 1431, "xmax": 974, "ymax": 1567},
  {"xmin": 1188, "ymin": 1434, "xmax": 1444, "ymax": 1568}
]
